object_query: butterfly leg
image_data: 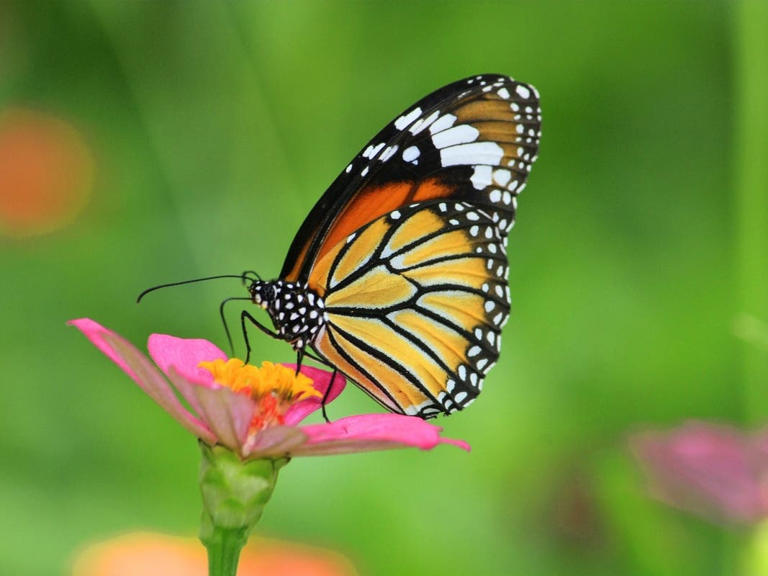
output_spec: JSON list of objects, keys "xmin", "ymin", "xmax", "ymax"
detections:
[
  {"xmin": 240, "ymin": 310, "xmax": 280, "ymax": 364},
  {"xmin": 320, "ymin": 367, "xmax": 338, "ymax": 424},
  {"xmin": 294, "ymin": 348, "xmax": 305, "ymax": 375}
]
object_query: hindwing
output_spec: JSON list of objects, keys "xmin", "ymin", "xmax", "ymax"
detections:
[{"xmin": 309, "ymin": 201, "xmax": 510, "ymax": 418}]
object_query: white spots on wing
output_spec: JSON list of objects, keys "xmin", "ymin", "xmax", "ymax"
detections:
[
  {"xmin": 454, "ymin": 391, "xmax": 468, "ymax": 403},
  {"xmin": 469, "ymin": 225, "xmax": 479, "ymax": 237},
  {"xmin": 429, "ymin": 113, "xmax": 457, "ymax": 134},
  {"xmin": 409, "ymin": 110, "xmax": 441, "ymax": 136},
  {"xmin": 493, "ymin": 169, "xmax": 511, "ymax": 187},
  {"xmin": 468, "ymin": 345, "xmax": 481, "ymax": 358},
  {"xmin": 402, "ymin": 146, "xmax": 420, "ymax": 163},
  {"xmin": 440, "ymin": 141, "xmax": 504, "ymax": 168},
  {"xmin": 470, "ymin": 165, "xmax": 493, "ymax": 190},
  {"xmin": 466, "ymin": 211, "xmax": 480, "ymax": 221},
  {"xmin": 508, "ymin": 180, "xmax": 519, "ymax": 193},
  {"xmin": 390, "ymin": 210, "xmax": 402, "ymax": 220},
  {"xmin": 360, "ymin": 166, "xmax": 369, "ymax": 177},
  {"xmin": 495, "ymin": 284, "xmax": 504, "ymax": 298},
  {"xmin": 515, "ymin": 84, "xmax": 531, "ymax": 99},
  {"xmin": 432, "ymin": 124, "xmax": 479, "ymax": 149},
  {"xmin": 484, "ymin": 301, "xmax": 495, "ymax": 313},
  {"xmin": 516, "ymin": 124, "xmax": 524, "ymax": 134},
  {"xmin": 394, "ymin": 107, "xmax": 422, "ymax": 130},
  {"xmin": 489, "ymin": 189, "xmax": 502, "ymax": 203},
  {"xmin": 363, "ymin": 142, "xmax": 385, "ymax": 159},
  {"xmin": 502, "ymin": 191, "xmax": 513, "ymax": 205},
  {"xmin": 345, "ymin": 163, "xmax": 352, "ymax": 173},
  {"xmin": 497, "ymin": 87, "xmax": 510, "ymax": 99},
  {"xmin": 380, "ymin": 145, "xmax": 398, "ymax": 162}
]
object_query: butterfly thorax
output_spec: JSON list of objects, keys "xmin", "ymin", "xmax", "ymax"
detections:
[{"xmin": 248, "ymin": 280, "xmax": 326, "ymax": 350}]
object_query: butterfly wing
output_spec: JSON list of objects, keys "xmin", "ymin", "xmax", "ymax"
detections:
[
  {"xmin": 280, "ymin": 74, "xmax": 541, "ymax": 285},
  {"xmin": 308, "ymin": 201, "xmax": 510, "ymax": 417}
]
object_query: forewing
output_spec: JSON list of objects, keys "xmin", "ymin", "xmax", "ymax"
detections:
[
  {"xmin": 310, "ymin": 201, "xmax": 510, "ymax": 418},
  {"xmin": 281, "ymin": 74, "xmax": 541, "ymax": 283}
]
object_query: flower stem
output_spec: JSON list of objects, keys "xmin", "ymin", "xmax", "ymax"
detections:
[
  {"xmin": 198, "ymin": 442, "xmax": 289, "ymax": 576},
  {"xmin": 204, "ymin": 527, "xmax": 249, "ymax": 576}
]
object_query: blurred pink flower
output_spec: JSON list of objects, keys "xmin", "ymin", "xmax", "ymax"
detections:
[
  {"xmin": 72, "ymin": 532, "xmax": 357, "ymax": 576},
  {"xmin": 70, "ymin": 318, "xmax": 469, "ymax": 459},
  {"xmin": 631, "ymin": 421, "xmax": 768, "ymax": 523}
]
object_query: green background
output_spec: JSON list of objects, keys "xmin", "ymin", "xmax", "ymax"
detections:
[{"xmin": 2, "ymin": 1, "xmax": 766, "ymax": 575}]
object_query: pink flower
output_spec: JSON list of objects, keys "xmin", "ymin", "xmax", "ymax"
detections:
[
  {"xmin": 70, "ymin": 318, "xmax": 469, "ymax": 459},
  {"xmin": 631, "ymin": 421, "xmax": 768, "ymax": 523}
]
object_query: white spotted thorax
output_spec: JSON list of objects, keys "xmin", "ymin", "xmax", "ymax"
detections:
[{"xmin": 249, "ymin": 280, "xmax": 326, "ymax": 350}]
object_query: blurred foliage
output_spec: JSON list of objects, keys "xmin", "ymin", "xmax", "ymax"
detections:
[{"xmin": 0, "ymin": 1, "xmax": 762, "ymax": 575}]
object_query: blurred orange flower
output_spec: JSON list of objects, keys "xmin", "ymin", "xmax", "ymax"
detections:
[
  {"xmin": 0, "ymin": 108, "xmax": 93, "ymax": 237},
  {"xmin": 72, "ymin": 532, "xmax": 358, "ymax": 576}
]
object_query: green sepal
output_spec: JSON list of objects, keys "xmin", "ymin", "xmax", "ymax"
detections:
[{"xmin": 198, "ymin": 441, "xmax": 289, "ymax": 576}]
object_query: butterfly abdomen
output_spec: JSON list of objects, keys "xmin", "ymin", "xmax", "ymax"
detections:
[{"xmin": 249, "ymin": 280, "xmax": 326, "ymax": 350}]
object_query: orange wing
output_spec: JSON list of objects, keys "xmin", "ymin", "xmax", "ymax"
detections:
[{"xmin": 308, "ymin": 201, "xmax": 510, "ymax": 417}]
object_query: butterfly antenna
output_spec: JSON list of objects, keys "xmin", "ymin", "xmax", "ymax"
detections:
[
  {"xmin": 240, "ymin": 270, "xmax": 262, "ymax": 285},
  {"xmin": 137, "ymin": 274, "xmax": 251, "ymax": 303}
]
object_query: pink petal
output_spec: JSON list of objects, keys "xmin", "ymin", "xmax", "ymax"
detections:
[
  {"xmin": 632, "ymin": 421, "xmax": 768, "ymax": 523},
  {"xmin": 242, "ymin": 426, "xmax": 308, "ymax": 459},
  {"xmin": 168, "ymin": 366, "xmax": 255, "ymax": 454},
  {"xmin": 69, "ymin": 318, "xmax": 216, "ymax": 444},
  {"xmin": 293, "ymin": 413, "xmax": 470, "ymax": 456},
  {"xmin": 283, "ymin": 365, "xmax": 346, "ymax": 426},
  {"xmin": 147, "ymin": 334, "xmax": 227, "ymax": 387}
]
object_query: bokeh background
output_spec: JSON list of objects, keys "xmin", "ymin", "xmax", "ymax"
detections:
[{"xmin": 2, "ymin": 1, "xmax": 767, "ymax": 575}]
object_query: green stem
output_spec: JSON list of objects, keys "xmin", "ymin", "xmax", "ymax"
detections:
[
  {"xmin": 198, "ymin": 442, "xmax": 289, "ymax": 576},
  {"xmin": 205, "ymin": 527, "xmax": 248, "ymax": 576},
  {"xmin": 734, "ymin": 0, "xmax": 768, "ymax": 425}
]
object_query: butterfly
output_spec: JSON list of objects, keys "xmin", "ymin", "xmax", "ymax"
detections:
[
  {"xmin": 141, "ymin": 74, "xmax": 541, "ymax": 419},
  {"xmin": 239, "ymin": 74, "xmax": 542, "ymax": 419}
]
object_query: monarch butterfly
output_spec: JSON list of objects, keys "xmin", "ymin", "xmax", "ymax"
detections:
[{"xmin": 142, "ymin": 74, "xmax": 541, "ymax": 419}]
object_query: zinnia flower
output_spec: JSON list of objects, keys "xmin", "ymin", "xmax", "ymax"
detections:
[
  {"xmin": 71, "ymin": 318, "xmax": 469, "ymax": 576},
  {"xmin": 631, "ymin": 421, "xmax": 768, "ymax": 523},
  {"xmin": 72, "ymin": 532, "xmax": 357, "ymax": 576},
  {"xmin": 69, "ymin": 318, "xmax": 469, "ymax": 458}
]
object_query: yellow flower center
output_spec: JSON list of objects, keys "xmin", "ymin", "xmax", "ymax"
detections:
[{"xmin": 198, "ymin": 359, "xmax": 321, "ymax": 432}]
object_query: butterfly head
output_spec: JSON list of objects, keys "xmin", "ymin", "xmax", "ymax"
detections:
[{"xmin": 248, "ymin": 279, "xmax": 274, "ymax": 309}]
